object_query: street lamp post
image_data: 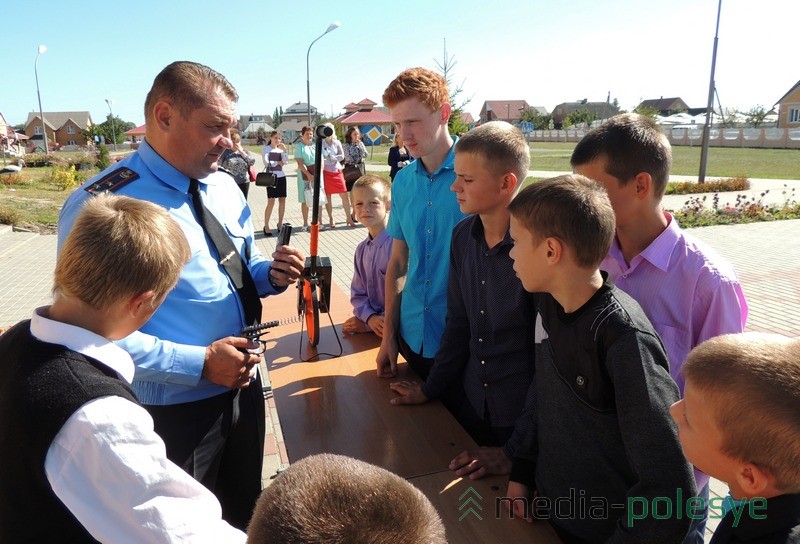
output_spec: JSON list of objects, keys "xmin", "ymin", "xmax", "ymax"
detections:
[
  {"xmin": 34, "ymin": 45, "xmax": 48, "ymax": 154},
  {"xmin": 306, "ymin": 22, "xmax": 341, "ymax": 127},
  {"xmin": 105, "ymin": 99, "xmax": 118, "ymax": 152},
  {"xmin": 698, "ymin": 0, "xmax": 723, "ymax": 183}
]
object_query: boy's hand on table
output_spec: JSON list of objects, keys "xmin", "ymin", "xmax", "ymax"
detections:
[
  {"xmin": 506, "ymin": 481, "xmax": 534, "ymax": 522},
  {"xmin": 450, "ymin": 447, "xmax": 512, "ymax": 480},
  {"xmin": 343, "ymin": 316, "xmax": 369, "ymax": 335},
  {"xmin": 389, "ymin": 381, "xmax": 429, "ymax": 405},
  {"xmin": 366, "ymin": 315, "xmax": 384, "ymax": 337},
  {"xmin": 376, "ymin": 336, "xmax": 399, "ymax": 378}
]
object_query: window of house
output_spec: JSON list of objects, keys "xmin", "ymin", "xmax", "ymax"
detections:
[
  {"xmin": 67, "ymin": 140, "xmax": 77, "ymax": 146},
  {"xmin": 66, "ymin": 125, "xmax": 75, "ymax": 134},
  {"xmin": 790, "ymin": 108, "xmax": 800, "ymax": 124},
  {"xmin": 34, "ymin": 126, "xmax": 42, "ymax": 135}
]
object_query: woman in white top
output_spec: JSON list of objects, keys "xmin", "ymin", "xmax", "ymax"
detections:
[
  {"xmin": 260, "ymin": 131, "xmax": 289, "ymax": 236},
  {"xmin": 320, "ymin": 123, "xmax": 355, "ymax": 228}
]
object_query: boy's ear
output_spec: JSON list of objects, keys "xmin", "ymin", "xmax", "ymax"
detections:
[
  {"xmin": 128, "ymin": 290, "xmax": 158, "ymax": 318},
  {"xmin": 735, "ymin": 463, "xmax": 775, "ymax": 498},
  {"xmin": 384, "ymin": 198, "xmax": 391, "ymax": 212},
  {"xmin": 501, "ymin": 173, "xmax": 518, "ymax": 195},
  {"xmin": 545, "ymin": 237, "xmax": 562, "ymax": 265},
  {"xmin": 632, "ymin": 172, "xmax": 653, "ymax": 200},
  {"xmin": 152, "ymin": 101, "xmax": 173, "ymax": 132},
  {"xmin": 440, "ymin": 103, "xmax": 452, "ymax": 125}
]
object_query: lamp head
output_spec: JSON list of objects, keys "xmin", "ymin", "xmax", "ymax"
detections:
[
  {"xmin": 316, "ymin": 125, "xmax": 333, "ymax": 138},
  {"xmin": 37, "ymin": 45, "xmax": 47, "ymax": 55},
  {"xmin": 325, "ymin": 22, "xmax": 341, "ymax": 34}
]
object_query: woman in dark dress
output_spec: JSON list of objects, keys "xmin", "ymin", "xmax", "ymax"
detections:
[{"xmin": 387, "ymin": 133, "xmax": 411, "ymax": 181}]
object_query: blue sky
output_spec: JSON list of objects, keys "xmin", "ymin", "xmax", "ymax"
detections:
[{"xmin": 1, "ymin": 0, "xmax": 797, "ymax": 127}]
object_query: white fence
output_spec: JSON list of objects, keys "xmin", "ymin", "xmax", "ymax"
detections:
[{"xmin": 527, "ymin": 128, "xmax": 800, "ymax": 149}]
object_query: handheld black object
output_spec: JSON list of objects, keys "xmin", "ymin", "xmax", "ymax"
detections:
[{"xmin": 277, "ymin": 223, "xmax": 292, "ymax": 246}]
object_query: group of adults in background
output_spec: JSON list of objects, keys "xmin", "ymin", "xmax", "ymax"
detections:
[{"xmin": 228, "ymin": 124, "xmax": 412, "ymax": 233}]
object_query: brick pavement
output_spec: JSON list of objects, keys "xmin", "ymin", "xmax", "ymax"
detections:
[{"xmin": 1, "ymin": 161, "xmax": 799, "ymax": 541}]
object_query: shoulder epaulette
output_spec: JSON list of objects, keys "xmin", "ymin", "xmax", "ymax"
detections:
[{"xmin": 84, "ymin": 167, "xmax": 140, "ymax": 195}]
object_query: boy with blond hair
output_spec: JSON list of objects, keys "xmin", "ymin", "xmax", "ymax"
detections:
[
  {"xmin": 0, "ymin": 194, "xmax": 245, "ymax": 542},
  {"xmin": 671, "ymin": 333, "xmax": 800, "ymax": 543},
  {"xmin": 505, "ymin": 175, "xmax": 695, "ymax": 543},
  {"xmin": 376, "ymin": 67, "xmax": 467, "ymax": 380},
  {"xmin": 390, "ymin": 122, "xmax": 536, "ymax": 479},
  {"xmin": 247, "ymin": 453, "xmax": 446, "ymax": 544},
  {"xmin": 343, "ymin": 174, "xmax": 393, "ymax": 337},
  {"xmin": 571, "ymin": 113, "xmax": 747, "ymax": 542}
]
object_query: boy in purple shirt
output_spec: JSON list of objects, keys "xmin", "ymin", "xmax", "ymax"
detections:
[
  {"xmin": 343, "ymin": 175, "xmax": 394, "ymax": 337},
  {"xmin": 571, "ymin": 113, "xmax": 748, "ymax": 543}
]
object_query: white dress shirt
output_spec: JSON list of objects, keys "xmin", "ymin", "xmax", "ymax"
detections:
[{"xmin": 31, "ymin": 307, "xmax": 246, "ymax": 543}]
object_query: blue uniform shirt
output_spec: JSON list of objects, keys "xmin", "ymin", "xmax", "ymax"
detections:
[
  {"xmin": 385, "ymin": 137, "xmax": 466, "ymax": 357},
  {"xmin": 57, "ymin": 140, "xmax": 282, "ymax": 405}
]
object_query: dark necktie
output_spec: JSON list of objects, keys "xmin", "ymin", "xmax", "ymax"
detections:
[{"xmin": 188, "ymin": 178, "xmax": 262, "ymax": 326}]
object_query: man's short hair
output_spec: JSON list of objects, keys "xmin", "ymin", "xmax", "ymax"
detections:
[
  {"xmin": 352, "ymin": 174, "xmax": 391, "ymax": 203},
  {"xmin": 508, "ymin": 174, "xmax": 615, "ymax": 268},
  {"xmin": 54, "ymin": 193, "xmax": 190, "ymax": 310},
  {"xmin": 683, "ymin": 333, "xmax": 800, "ymax": 493},
  {"xmin": 570, "ymin": 113, "xmax": 672, "ymax": 198},
  {"xmin": 382, "ymin": 67, "xmax": 449, "ymax": 112},
  {"xmin": 144, "ymin": 61, "xmax": 238, "ymax": 122},
  {"xmin": 455, "ymin": 121, "xmax": 531, "ymax": 185},
  {"xmin": 247, "ymin": 454, "xmax": 446, "ymax": 544}
]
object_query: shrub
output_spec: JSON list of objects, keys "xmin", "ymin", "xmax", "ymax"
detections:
[
  {"xmin": 1, "ymin": 173, "xmax": 24, "ymax": 188},
  {"xmin": 671, "ymin": 185, "xmax": 800, "ymax": 228},
  {"xmin": 22, "ymin": 152, "xmax": 50, "ymax": 167},
  {"xmin": 69, "ymin": 152, "xmax": 97, "ymax": 171},
  {"xmin": 666, "ymin": 176, "xmax": 750, "ymax": 195},
  {"xmin": 96, "ymin": 145, "xmax": 111, "ymax": 170},
  {"xmin": 0, "ymin": 207, "xmax": 21, "ymax": 226},
  {"xmin": 44, "ymin": 165, "xmax": 87, "ymax": 191}
]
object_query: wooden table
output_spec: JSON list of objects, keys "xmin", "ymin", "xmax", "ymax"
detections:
[
  {"xmin": 408, "ymin": 471, "xmax": 559, "ymax": 543},
  {"xmin": 263, "ymin": 281, "xmax": 558, "ymax": 542}
]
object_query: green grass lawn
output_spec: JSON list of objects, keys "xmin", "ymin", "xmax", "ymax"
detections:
[{"xmin": 528, "ymin": 142, "xmax": 799, "ymax": 179}]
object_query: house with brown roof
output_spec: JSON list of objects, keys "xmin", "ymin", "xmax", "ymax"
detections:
[
  {"xmin": 333, "ymin": 99, "xmax": 394, "ymax": 144},
  {"xmin": 775, "ymin": 80, "xmax": 800, "ymax": 128},
  {"xmin": 479, "ymin": 100, "xmax": 543, "ymax": 124},
  {"xmin": 551, "ymin": 101, "xmax": 620, "ymax": 128},
  {"xmin": 24, "ymin": 111, "xmax": 94, "ymax": 150},
  {"xmin": 637, "ymin": 97, "xmax": 689, "ymax": 116}
]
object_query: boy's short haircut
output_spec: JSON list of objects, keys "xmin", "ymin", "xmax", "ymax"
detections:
[
  {"xmin": 508, "ymin": 174, "xmax": 615, "ymax": 268},
  {"xmin": 54, "ymin": 193, "xmax": 190, "ymax": 310},
  {"xmin": 455, "ymin": 121, "xmax": 530, "ymax": 185},
  {"xmin": 352, "ymin": 174, "xmax": 391, "ymax": 203},
  {"xmin": 247, "ymin": 453, "xmax": 446, "ymax": 544},
  {"xmin": 683, "ymin": 333, "xmax": 800, "ymax": 493},
  {"xmin": 570, "ymin": 113, "xmax": 672, "ymax": 198},
  {"xmin": 382, "ymin": 67, "xmax": 449, "ymax": 112}
]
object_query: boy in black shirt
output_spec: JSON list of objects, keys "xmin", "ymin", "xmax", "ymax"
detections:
[
  {"xmin": 672, "ymin": 333, "xmax": 800, "ymax": 544},
  {"xmin": 505, "ymin": 175, "xmax": 695, "ymax": 543}
]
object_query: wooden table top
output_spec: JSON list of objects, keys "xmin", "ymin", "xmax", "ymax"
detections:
[
  {"xmin": 263, "ymin": 282, "xmax": 478, "ymax": 479},
  {"xmin": 407, "ymin": 471, "xmax": 560, "ymax": 543}
]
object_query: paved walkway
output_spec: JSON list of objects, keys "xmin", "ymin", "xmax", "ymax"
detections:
[{"xmin": 1, "ymin": 159, "xmax": 798, "ymax": 542}]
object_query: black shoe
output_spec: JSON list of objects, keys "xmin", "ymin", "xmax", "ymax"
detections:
[{"xmin": 263, "ymin": 228, "xmax": 273, "ymax": 237}]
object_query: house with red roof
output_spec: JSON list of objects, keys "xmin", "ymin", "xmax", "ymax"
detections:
[{"xmin": 333, "ymin": 99, "xmax": 394, "ymax": 144}]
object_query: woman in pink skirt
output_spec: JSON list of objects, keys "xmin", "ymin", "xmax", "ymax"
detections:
[{"xmin": 321, "ymin": 123, "xmax": 356, "ymax": 228}]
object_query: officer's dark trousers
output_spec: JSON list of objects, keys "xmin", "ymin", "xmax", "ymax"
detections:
[{"xmin": 146, "ymin": 372, "xmax": 265, "ymax": 531}]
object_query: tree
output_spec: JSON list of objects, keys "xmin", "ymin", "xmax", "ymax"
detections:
[
  {"xmin": 564, "ymin": 108, "xmax": 597, "ymax": 128},
  {"xmin": 742, "ymin": 105, "xmax": 768, "ymax": 128},
  {"xmin": 434, "ymin": 38, "xmax": 473, "ymax": 135},
  {"xmin": 520, "ymin": 108, "xmax": 553, "ymax": 130},
  {"xmin": 633, "ymin": 104, "xmax": 660, "ymax": 122},
  {"xmin": 272, "ymin": 106, "xmax": 284, "ymax": 127},
  {"xmin": 86, "ymin": 115, "xmax": 135, "ymax": 145}
]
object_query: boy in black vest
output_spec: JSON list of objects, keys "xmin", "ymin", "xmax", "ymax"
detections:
[{"xmin": 0, "ymin": 194, "xmax": 245, "ymax": 542}]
